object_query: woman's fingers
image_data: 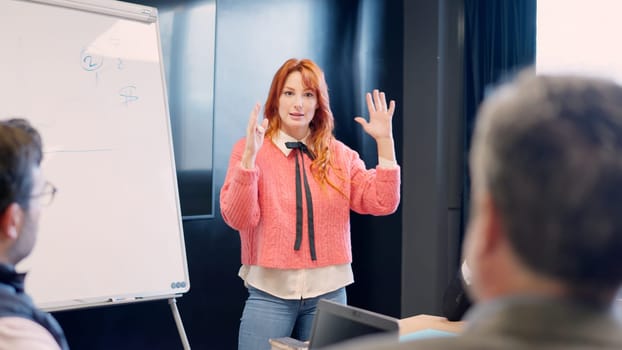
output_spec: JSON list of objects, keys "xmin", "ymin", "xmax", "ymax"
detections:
[
  {"xmin": 379, "ymin": 91, "xmax": 388, "ymax": 112},
  {"xmin": 388, "ymin": 100, "xmax": 396, "ymax": 116},
  {"xmin": 368, "ymin": 89, "xmax": 392, "ymax": 113},
  {"xmin": 366, "ymin": 92, "xmax": 375, "ymax": 113},
  {"xmin": 373, "ymin": 89, "xmax": 385, "ymax": 112},
  {"xmin": 247, "ymin": 103, "xmax": 261, "ymax": 135}
]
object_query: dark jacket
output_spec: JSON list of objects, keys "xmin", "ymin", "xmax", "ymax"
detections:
[
  {"xmin": 441, "ymin": 268, "xmax": 472, "ymax": 321},
  {"xmin": 0, "ymin": 263, "xmax": 69, "ymax": 349}
]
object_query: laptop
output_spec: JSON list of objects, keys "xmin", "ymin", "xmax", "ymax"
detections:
[{"xmin": 308, "ymin": 299, "xmax": 400, "ymax": 349}]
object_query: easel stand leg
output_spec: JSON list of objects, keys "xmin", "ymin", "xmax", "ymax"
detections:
[{"xmin": 168, "ymin": 298, "xmax": 191, "ymax": 350}]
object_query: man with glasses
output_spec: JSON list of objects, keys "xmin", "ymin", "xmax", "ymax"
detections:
[{"xmin": 0, "ymin": 119, "xmax": 68, "ymax": 349}]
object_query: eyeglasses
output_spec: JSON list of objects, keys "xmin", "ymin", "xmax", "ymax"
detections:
[{"xmin": 31, "ymin": 181, "xmax": 58, "ymax": 206}]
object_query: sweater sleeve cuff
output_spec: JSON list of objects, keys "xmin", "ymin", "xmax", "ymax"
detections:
[
  {"xmin": 378, "ymin": 156, "xmax": 398, "ymax": 169},
  {"xmin": 375, "ymin": 164, "xmax": 400, "ymax": 182},
  {"xmin": 232, "ymin": 163, "xmax": 260, "ymax": 185}
]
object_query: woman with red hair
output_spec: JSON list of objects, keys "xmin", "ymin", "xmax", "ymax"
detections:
[{"xmin": 220, "ymin": 58, "xmax": 400, "ymax": 350}]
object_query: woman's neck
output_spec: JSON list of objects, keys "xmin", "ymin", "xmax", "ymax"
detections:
[{"xmin": 280, "ymin": 127, "xmax": 310, "ymax": 142}]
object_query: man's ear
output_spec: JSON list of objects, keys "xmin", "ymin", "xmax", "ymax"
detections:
[
  {"xmin": 479, "ymin": 193, "xmax": 505, "ymax": 255},
  {"xmin": 0, "ymin": 203, "xmax": 23, "ymax": 240}
]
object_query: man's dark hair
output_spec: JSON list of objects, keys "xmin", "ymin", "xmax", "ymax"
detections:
[
  {"xmin": 0, "ymin": 119, "xmax": 43, "ymax": 213},
  {"xmin": 471, "ymin": 71, "xmax": 622, "ymax": 293}
]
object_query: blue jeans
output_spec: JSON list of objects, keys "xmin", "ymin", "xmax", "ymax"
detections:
[{"xmin": 238, "ymin": 286, "xmax": 347, "ymax": 350}]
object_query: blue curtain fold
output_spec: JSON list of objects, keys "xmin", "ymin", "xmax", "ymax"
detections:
[{"xmin": 461, "ymin": 0, "xmax": 537, "ymax": 239}]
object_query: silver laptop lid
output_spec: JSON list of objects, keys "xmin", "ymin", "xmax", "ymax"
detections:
[{"xmin": 308, "ymin": 299, "xmax": 399, "ymax": 349}]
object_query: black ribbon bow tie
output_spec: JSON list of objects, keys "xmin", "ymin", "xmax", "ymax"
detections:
[
  {"xmin": 285, "ymin": 141, "xmax": 315, "ymax": 161},
  {"xmin": 285, "ymin": 141, "xmax": 317, "ymax": 260}
]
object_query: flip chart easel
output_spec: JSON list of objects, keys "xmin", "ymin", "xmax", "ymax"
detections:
[{"xmin": 1, "ymin": 0, "xmax": 191, "ymax": 348}]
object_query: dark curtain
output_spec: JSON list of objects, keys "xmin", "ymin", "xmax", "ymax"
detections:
[{"xmin": 461, "ymin": 0, "xmax": 537, "ymax": 239}]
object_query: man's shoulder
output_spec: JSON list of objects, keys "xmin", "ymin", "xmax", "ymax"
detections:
[{"xmin": 0, "ymin": 317, "xmax": 60, "ymax": 350}]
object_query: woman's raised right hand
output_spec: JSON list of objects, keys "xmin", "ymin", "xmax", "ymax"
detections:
[{"xmin": 241, "ymin": 103, "xmax": 269, "ymax": 169}]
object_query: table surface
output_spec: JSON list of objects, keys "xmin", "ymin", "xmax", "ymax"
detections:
[{"xmin": 399, "ymin": 314, "xmax": 465, "ymax": 335}]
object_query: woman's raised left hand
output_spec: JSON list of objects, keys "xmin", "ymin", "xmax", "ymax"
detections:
[{"xmin": 354, "ymin": 89, "xmax": 396, "ymax": 141}]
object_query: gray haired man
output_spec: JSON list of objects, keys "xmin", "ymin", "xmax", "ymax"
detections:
[{"xmin": 330, "ymin": 71, "xmax": 622, "ymax": 350}]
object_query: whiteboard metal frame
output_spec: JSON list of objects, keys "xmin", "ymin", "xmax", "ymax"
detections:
[{"xmin": 26, "ymin": 0, "xmax": 157, "ymax": 22}]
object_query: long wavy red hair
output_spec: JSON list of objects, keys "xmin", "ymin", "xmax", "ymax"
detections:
[{"xmin": 264, "ymin": 58, "xmax": 341, "ymax": 191}]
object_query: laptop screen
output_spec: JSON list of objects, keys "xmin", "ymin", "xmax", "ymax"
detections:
[{"xmin": 308, "ymin": 299, "xmax": 399, "ymax": 349}]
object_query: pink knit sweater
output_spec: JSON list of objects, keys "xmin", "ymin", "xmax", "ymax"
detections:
[{"xmin": 220, "ymin": 137, "xmax": 400, "ymax": 269}]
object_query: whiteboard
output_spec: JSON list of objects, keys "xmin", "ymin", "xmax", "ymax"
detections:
[{"xmin": 0, "ymin": 0, "xmax": 189, "ymax": 310}]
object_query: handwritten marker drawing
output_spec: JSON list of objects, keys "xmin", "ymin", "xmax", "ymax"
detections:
[
  {"xmin": 80, "ymin": 49, "xmax": 103, "ymax": 71},
  {"xmin": 119, "ymin": 85, "xmax": 139, "ymax": 106}
]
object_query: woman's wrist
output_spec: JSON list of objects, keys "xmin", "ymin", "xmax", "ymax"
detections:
[
  {"xmin": 376, "ymin": 137, "xmax": 396, "ymax": 162},
  {"xmin": 375, "ymin": 135, "xmax": 394, "ymax": 143},
  {"xmin": 240, "ymin": 151, "xmax": 256, "ymax": 169}
]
